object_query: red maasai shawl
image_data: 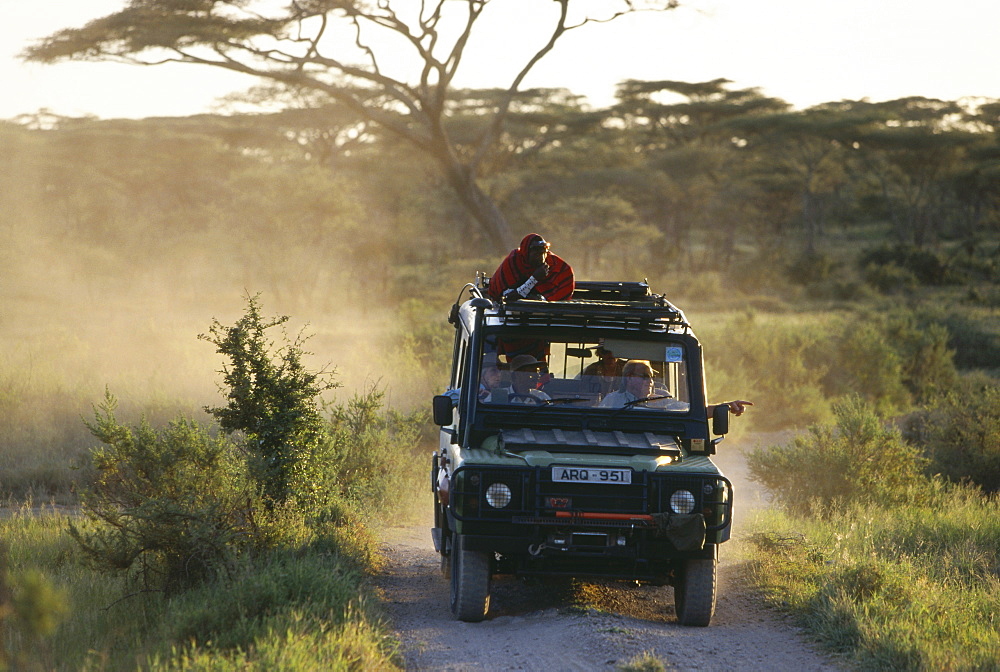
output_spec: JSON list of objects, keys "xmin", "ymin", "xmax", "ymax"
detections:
[{"xmin": 487, "ymin": 233, "xmax": 575, "ymax": 301}]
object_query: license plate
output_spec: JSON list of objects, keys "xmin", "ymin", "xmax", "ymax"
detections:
[{"xmin": 551, "ymin": 467, "xmax": 632, "ymax": 484}]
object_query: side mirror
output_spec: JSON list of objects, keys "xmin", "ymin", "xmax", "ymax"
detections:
[
  {"xmin": 432, "ymin": 394, "xmax": 454, "ymax": 426},
  {"xmin": 712, "ymin": 404, "xmax": 730, "ymax": 436}
]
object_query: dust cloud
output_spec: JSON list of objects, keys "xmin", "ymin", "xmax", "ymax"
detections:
[{"xmin": 1, "ymin": 209, "xmax": 444, "ymax": 462}]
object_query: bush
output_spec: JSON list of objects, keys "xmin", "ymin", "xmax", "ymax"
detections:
[
  {"xmin": 821, "ymin": 309, "xmax": 959, "ymax": 408},
  {"xmin": 746, "ymin": 396, "xmax": 929, "ymax": 513},
  {"xmin": 822, "ymin": 321, "xmax": 911, "ymax": 416},
  {"xmin": 938, "ymin": 308, "xmax": 1000, "ymax": 371},
  {"xmin": 904, "ymin": 375, "xmax": 1000, "ymax": 492},
  {"xmin": 863, "ymin": 261, "xmax": 919, "ymax": 294},
  {"xmin": 859, "ymin": 245, "xmax": 964, "ymax": 285},
  {"xmin": 71, "ymin": 391, "xmax": 252, "ymax": 591},
  {"xmin": 200, "ymin": 293, "xmax": 339, "ymax": 508},
  {"xmin": 325, "ymin": 383, "xmax": 428, "ymax": 521}
]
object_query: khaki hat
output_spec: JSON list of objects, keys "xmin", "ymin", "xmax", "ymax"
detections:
[{"xmin": 509, "ymin": 354, "xmax": 544, "ymax": 372}]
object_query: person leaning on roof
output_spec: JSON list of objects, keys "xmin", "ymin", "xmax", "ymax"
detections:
[
  {"xmin": 599, "ymin": 360, "xmax": 753, "ymax": 417},
  {"xmin": 487, "ymin": 233, "xmax": 574, "ymax": 302}
]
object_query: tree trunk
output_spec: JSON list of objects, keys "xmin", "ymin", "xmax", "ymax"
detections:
[{"xmin": 442, "ymin": 162, "xmax": 517, "ymax": 254}]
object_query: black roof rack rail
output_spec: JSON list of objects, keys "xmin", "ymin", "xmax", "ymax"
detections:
[
  {"xmin": 493, "ymin": 298, "xmax": 690, "ymax": 332},
  {"xmin": 571, "ymin": 281, "xmax": 652, "ymax": 302},
  {"xmin": 472, "ymin": 275, "xmax": 690, "ymax": 332}
]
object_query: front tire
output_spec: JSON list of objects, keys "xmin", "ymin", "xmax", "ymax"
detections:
[
  {"xmin": 450, "ymin": 534, "xmax": 491, "ymax": 622},
  {"xmin": 674, "ymin": 557, "xmax": 717, "ymax": 626}
]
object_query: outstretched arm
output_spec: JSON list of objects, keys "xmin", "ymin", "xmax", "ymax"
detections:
[{"xmin": 708, "ymin": 400, "xmax": 753, "ymax": 416}]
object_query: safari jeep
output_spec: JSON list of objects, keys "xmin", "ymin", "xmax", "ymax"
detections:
[{"xmin": 430, "ymin": 279, "xmax": 735, "ymax": 626}]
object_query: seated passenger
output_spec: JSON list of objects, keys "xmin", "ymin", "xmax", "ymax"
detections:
[
  {"xmin": 479, "ymin": 363, "xmax": 502, "ymax": 401},
  {"xmin": 485, "ymin": 354, "xmax": 551, "ymax": 404},
  {"xmin": 599, "ymin": 360, "xmax": 688, "ymax": 410},
  {"xmin": 599, "ymin": 360, "xmax": 754, "ymax": 417},
  {"xmin": 582, "ymin": 346, "xmax": 624, "ymax": 396}
]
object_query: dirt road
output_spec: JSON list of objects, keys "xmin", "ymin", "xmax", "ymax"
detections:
[{"xmin": 377, "ymin": 436, "xmax": 843, "ymax": 671}]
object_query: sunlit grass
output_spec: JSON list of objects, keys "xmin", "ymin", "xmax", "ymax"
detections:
[
  {"xmin": 1, "ymin": 502, "xmax": 403, "ymax": 670},
  {"xmin": 745, "ymin": 485, "xmax": 1000, "ymax": 671}
]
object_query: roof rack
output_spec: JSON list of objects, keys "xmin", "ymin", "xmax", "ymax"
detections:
[
  {"xmin": 571, "ymin": 281, "xmax": 653, "ymax": 302},
  {"xmin": 472, "ymin": 277, "xmax": 690, "ymax": 333}
]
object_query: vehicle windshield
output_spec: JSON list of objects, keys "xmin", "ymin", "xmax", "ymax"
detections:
[{"xmin": 479, "ymin": 335, "xmax": 691, "ymax": 412}]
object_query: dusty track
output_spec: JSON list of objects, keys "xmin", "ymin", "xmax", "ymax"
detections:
[{"xmin": 377, "ymin": 435, "xmax": 844, "ymax": 671}]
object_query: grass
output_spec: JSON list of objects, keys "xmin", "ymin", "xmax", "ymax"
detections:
[
  {"xmin": 0, "ymin": 502, "xmax": 404, "ymax": 671},
  {"xmin": 744, "ymin": 483, "xmax": 1000, "ymax": 671}
]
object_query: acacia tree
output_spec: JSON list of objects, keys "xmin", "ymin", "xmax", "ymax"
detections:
[{"xmin": 23, "ymin": 0, "xmax": 679, "ymax": 253}]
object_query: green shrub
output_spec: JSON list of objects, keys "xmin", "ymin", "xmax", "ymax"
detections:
[
  {"xmin": 883, "ymin": 312, "xmax": 959, "ymax": 402},
  {"xmin": 0, "ymin": 542, "xmax": 71, "ymax": 670},
  {"xmin": 200, "ymin": 293, "xmax": 339, "ymax": 508},
  {"xmin": 904, "ymin": 374, "xmax": 1000, "ymax": 492},
  {"xmin": 746, "ymin": 396, "xmax": 929, "ymax": 513},
  {"xmin": 325, "ymin": 383, "xmax": 428, "ymax": 521},
  {"xmin": 863, "ymin": 261, "xmax": 919, "ymax": 293},
  {"xmin": 938, "ymin": 308, "xmax": 1000, "ymax": 371},
  {"xmin": 822, "ymin": 321, "xmax": 911, "ymax": 416},
  {"xmin": 821, "ymin": 309, "xmax": 959, "ymax": 408},
  {"xmin": 859, "ymin": 245, "xmax": 964, "ymax": 285},
  {"xmin": 70, "ymin": 391, "xmax": 252, "ymax": 592}
]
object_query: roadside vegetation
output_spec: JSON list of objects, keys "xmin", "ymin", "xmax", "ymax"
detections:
[
  {"xmin": 1, "ymin": 296, "xmax": 426, "ymax": 670},
  {"xmin": 744, "ymin": 394, "xmax": 1000, "ymax": 670}
]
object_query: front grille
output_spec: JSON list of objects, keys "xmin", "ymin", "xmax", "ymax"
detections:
[
  {"xmin": 535, "ymin": 468, "xmax": 648, "ymax": 513},
  {"xmin": 452, "ymin": 465, "xmax": 732, "ymax": 532}
]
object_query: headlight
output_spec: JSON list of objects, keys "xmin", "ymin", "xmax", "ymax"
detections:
[
  {"xmin": 670, "ymin": 489, "xmax": 695, "ymax": 514},
  {"xmin": 485, "ymin": 482, "xmax": 512, "ymax": 508}
]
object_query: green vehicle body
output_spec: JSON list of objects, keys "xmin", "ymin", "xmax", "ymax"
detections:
[{"xmin": 431, "ymin": 280, "xmax": 735, "ymax": 626}]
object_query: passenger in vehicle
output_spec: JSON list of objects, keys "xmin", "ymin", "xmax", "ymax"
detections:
[
  {"xmin": 599, "ymin": 360, "xmax": 753, "ymax": 416},
  {"xmin": 478, "ymin": 363, "xmax": 503, "ymax": 401},
  {"xmin": 582, "ymin": 346, "xmax": 624, "ymax": 396},
  {"xmin": 487, "ymin": 233, "xmax": 574, "ymax": 302},
  {"xmin": 484, "ymin": 354, "xmax": 551, "ymax": 404}
]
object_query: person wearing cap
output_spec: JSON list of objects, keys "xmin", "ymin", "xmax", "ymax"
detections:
[
  {"xmin": 599, "ymin": 360, "xmax": 753, "ymax": 417},
  {"xmin": 487, "ymin": 233, "xmax": 575, "ymax": 303},
  {"xmin": 482, "ymin": 354, "xmax": 551, "ymax": 404}
]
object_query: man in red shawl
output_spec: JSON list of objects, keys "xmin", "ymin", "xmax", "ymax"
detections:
[
  {"xmin": 487, "ymin": 233, "xmax": 574, "ymax": 302},
  {"xmin": 487, "ymin": 234, "xmax": 574, "ymax": 367}
]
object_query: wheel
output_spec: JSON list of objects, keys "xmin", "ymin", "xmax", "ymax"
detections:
[
  {"xmin": 449, "ymin": 534, "xmax": 492, "ymax": 622},
  {"xmin": 674, "ymin": 557, "xmax": 717, "ymax": 626},
  {"xmin": 508, "ymin": 393, "xmax": 543, "ymax": 404}
]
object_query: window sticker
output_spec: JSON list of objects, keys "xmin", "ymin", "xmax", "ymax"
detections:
[{"xmin": 665, "ymin": 346, "xmax": 684, "ymax": 363}]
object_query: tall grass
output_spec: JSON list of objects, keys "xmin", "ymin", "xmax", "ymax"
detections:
[
  {"xmin": 746, "ymin": 485, "xmax": 1000, "ymax": 670},
  {"xmin": 744, "ymin": 393, "xmax": 1000, "ymax": 669},
  {"xmin": 0, "ymin": 503, "xmax": 401, "ymax": 670}
]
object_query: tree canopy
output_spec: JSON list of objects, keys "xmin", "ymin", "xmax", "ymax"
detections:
[{"xmin": 23, "ymin": 0, "xmax": 680, "ymax": 252}]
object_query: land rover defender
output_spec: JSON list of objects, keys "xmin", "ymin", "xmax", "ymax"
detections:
[{"xmin": 430, "ymin": 279, "xmax": 736, "ymax": 626}]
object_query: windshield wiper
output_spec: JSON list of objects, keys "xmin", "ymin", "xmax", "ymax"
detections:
[
  {"xmin": 606, "ymin": 395, "xmax": 675, "ymax": 417},
  {"xmin": 623, "ymin": 395, "xmax": 673, "ymax": 408}
]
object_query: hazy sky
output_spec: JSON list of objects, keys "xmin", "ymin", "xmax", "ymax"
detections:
[{"xmin": 2, "ymin": 0, "xmax": 999, "ymax": 120}]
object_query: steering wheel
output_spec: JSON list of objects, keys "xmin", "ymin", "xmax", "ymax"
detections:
[{"xmin": 508, "ymin": 393, "xmax": 543, "ymax": 405}]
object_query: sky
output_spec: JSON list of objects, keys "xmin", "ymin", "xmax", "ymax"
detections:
[{"xmin": 2, "ymin": 0, "xmax": 999, "ymax": 121}]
